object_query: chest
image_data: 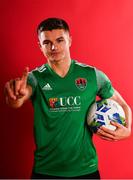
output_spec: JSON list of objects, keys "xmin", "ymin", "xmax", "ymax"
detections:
[{"xmin": 35, "ymin": 71, "xmax": 97, "ymax": 110}]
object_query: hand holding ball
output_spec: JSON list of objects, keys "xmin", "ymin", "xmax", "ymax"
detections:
[{"xmin": 87, "ymin": 99, "xmax": 126, "ymax": 133}]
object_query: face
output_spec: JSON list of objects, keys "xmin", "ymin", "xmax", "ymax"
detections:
[{"xmin": 38, "ymin": 29, "xmax": 72, "ymax": 63}]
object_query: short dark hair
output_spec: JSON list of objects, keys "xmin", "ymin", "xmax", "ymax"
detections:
[{"xmin": 37, "ymin": 17, "xmax": 70, "ymax": 36}]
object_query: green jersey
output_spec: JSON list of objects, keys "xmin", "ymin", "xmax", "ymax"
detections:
[{"xmin": 27, "ymin": 60, "xmax": 114, "ymax": 177}]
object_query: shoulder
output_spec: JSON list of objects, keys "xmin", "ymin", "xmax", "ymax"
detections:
[
  {"xmin": 31, "ymin": 64, "xmax": 47, "ymax": 74},
  {"xmin": 28, "ymin": 64, "xmax": 48, "ymax": 83},
  {"xmin": 29, "ymin": 64, "xmax": 50, "ymax": 79},
  {"xmin": 74, "ymin": 60, "xmax": 101, "ymax": 78},
  {"xmin": 74, "ymin": 60, "xmax": 95, "ymax": 71},
  {"xmin": 73, "ymin": 60, "xmax": 110, "ymax": 80}
]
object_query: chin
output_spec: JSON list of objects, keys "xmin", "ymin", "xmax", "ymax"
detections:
[
  {"xmin": 49, "ymin": 56, "xmax": 65, "ymax": 63},
  {"xmin": 53, "ymin": 59, "xmax": 63, "ymax": 63}
]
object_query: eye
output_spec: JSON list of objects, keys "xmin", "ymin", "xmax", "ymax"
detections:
[
  {"xmin": 43, "ymin": 40, "xmax": 50, "ymax": 45},
  {"xmin": 57, "ymin": 38, "xmax": 64, "ymax": 43}
]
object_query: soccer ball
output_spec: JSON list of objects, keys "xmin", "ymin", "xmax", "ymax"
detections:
[{"xmin": 87, "ymin": 99, "xmax": 126, "ymax": 133}]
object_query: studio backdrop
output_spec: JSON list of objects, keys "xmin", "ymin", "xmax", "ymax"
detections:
[{"xmin": 0, "ymin": 0, "xmax": 133, "ymax": 178}]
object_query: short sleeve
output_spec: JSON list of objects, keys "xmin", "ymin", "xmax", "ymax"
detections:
[
  {"xmin": 95, "ymin": 68, "xmax": 114, "ymax": 99},
  {"xmin": 27, "ymin": 72, "xmax": 37, "ymax": 96}
]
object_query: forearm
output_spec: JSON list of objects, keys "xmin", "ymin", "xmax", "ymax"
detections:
[
  {"xmin": 110, "ymin": 89, "xmax": 132, "ymax": 133},
  {"xmin": 122, "ymin": 103, "xmax": 132, "ymax": 131}
]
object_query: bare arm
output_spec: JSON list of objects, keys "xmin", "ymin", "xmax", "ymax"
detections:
[
  {"xmin": 97, "ymin": 89, "xmax": 132, "ymax": 141},
  {"xmin": 5, "ymin": 67, "xmax": 32, "ymax": 108},
  {"xmin": 110, "ymin": 90, "xmax": 132, "ymax": 131}
]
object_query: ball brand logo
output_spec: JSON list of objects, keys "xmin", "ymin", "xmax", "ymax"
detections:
[
  {"xmin": 49, "ymin": 96, "xmax": 81, "ymax": 108},
  {"xmin": 75, "ymin": 78, "xmax": 87, "ymax": 90}
]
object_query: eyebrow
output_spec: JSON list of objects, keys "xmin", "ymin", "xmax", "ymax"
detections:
[
  {"xmin": 57, "ymin": 36, "xmax": 64, "ymax": 40},
  {"xmin": 42, "ymin": 36, "xmax": 65, "ymax": 44}
]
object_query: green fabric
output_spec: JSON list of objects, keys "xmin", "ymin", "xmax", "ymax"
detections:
[
  {"xmin": 27, "ymin": 60, "xmax": 114, "ymax": 177},
  {"xmin": 95, "ymin": 68, "xmax": 114, "ymax": 99}
]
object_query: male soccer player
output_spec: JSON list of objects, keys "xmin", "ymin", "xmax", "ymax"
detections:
[{"xmin": 5, "ymin": 18, "xmax": 132, "ymax": 179}]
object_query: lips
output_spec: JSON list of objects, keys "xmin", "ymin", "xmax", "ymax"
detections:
[{"xmin": 51, "ymin": 52, "xmax": 60, "ymax": 55}]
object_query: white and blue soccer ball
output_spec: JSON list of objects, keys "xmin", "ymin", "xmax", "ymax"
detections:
[{"xmin": 87, "ymin": 99, "xmax": 126, "ymax": 133}]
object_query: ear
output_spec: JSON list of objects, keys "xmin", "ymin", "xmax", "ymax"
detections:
[
  {"xmin": 38, "ymin": 41, "xmax": 43, "ymax": 52},
  {"xmin": 69, "ymin": 35, "xmax": 72, "ymax": 47}
]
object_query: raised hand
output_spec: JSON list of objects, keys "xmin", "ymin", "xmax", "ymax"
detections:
[{"xmin": 5, "ymin": 67, "xmax": 31, "ymax": 108}]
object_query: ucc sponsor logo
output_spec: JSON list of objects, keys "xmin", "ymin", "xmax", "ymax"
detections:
[{"xmin": 49, "ymin": 96, "xmax": 81, "ymax": 108}]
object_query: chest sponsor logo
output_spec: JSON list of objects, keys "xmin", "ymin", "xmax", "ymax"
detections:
[
  {"xmin": 49, "ymin": 96, "xmax": 81, "ymax": 112},
  {"xmin": 75, "ymin": 78, "xmax": 87, "ymax": 90},
  {"xmin": 42, "ymin": 83, "xmax": 52, "ymax": 91}
]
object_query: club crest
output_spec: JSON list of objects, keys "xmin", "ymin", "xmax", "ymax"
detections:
[{"xmin": 75, "ymin": 78, "xmax": 87, "ymax": 90}]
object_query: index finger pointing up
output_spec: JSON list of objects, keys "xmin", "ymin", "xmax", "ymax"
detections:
[{"xmin": 21, "ymin": 67, "xmax": 29, "ymax": 84}]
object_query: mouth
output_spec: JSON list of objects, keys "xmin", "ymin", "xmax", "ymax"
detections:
[
  {"xmin": 50, "ymin": 52, "xmax": 62, "ymax": 58},
  {"xmin": 50, "ymin": 52, "xmax": 60, "ymax": 56}
]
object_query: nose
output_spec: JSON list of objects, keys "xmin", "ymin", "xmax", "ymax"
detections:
[{"xmin": 51, "ymin": 43, "xmax": 57, "ymax": 51}]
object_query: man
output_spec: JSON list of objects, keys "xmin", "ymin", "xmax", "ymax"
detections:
[{"xmin": 5, "ymin": 18, "xmax": 132, "ymax": 179}]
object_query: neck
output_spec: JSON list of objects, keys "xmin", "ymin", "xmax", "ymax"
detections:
[{"xmin": 48, "ymin": 58, "xmax": 71, "ymax": 77}]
